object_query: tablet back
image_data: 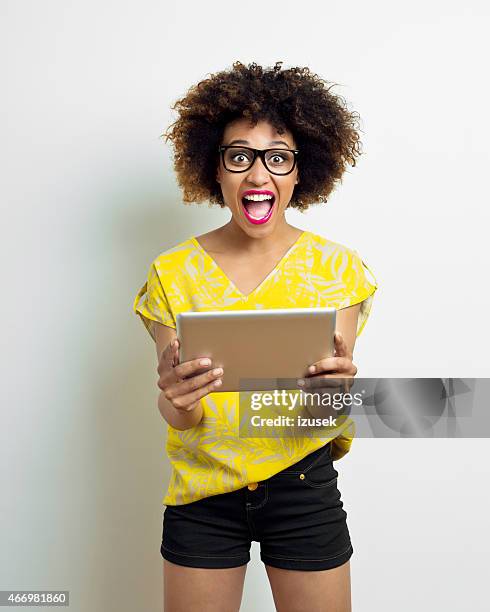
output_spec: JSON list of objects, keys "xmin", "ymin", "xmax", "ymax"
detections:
[{"xmin": 176, "ymin": 307, "xmax": 336, "ymax": 392}]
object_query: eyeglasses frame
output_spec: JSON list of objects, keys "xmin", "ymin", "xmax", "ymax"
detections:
[{"xmin": 218, "ymin": 145, "xmax": 299, "ymax": 176}]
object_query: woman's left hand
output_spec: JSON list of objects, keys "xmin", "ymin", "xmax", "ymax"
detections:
[
  {"xmin": 298, "ymin": 331, "xmax": 357, "ymax": 391},
  {"xmin": 308, "ymin": 331, "xmax": 357, "ymax": 376}
]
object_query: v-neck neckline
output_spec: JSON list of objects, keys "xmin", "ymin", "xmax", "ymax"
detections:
[{"xmin": 190, "ymin": 230, "xmax": 308, "ymax": 300}]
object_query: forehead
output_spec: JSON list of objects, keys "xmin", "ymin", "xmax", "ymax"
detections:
[{"xmin": 222, "ymin": 118, "xmax": 295, "ymax": 147}]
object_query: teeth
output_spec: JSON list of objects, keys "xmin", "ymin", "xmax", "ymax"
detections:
[{"xmin": 243, "ymin": 194, "xmax": 273, "ymax": 201}]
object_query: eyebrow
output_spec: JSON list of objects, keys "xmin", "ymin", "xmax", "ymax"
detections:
[{"xmin": 227, "ymin": 139, "xmax": 291, "ymax": 147}]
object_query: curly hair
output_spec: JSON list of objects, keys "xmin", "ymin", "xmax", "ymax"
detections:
[{"xmin": 163, "ymin": 61, "xmax": 363, "ymax": 212}]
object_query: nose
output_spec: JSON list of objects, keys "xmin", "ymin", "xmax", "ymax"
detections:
[{"xmin": 246, "ymin": 155, "xmax": 272, "ymax": 185}]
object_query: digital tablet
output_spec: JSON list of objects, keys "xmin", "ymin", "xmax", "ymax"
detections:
[{"xmin": 176, "ymin": 307, "xmax": 336, "ymax": 392}]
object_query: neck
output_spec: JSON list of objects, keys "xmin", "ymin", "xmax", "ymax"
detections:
[{"xmin": 218, "ymin": 217, "xmax": 302, "ymax": 256}]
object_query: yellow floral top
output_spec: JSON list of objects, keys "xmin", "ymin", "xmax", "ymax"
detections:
[{"xmin": 133, "ymin": 230, "xmax": 378, "ymax": 506}]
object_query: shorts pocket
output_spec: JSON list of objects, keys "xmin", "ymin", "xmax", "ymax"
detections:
[
  {"xmin": 301, "ymin": 444, "xmax": 339, "ymax": 489},
  {"xmin": 275, "ymin": 443, "xmax": 339, "ymax": 488}
]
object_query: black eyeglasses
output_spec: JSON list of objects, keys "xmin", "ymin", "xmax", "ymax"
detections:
[{"xmin": 218, "ymin": 145, "xmax": 299, "ymax": 176}]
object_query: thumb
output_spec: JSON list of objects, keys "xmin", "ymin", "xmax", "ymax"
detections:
[
  {"xmin": 170, "ymin": 338, "xmax": 180, "ymax": 367},
  {"xmin": 334, "ymin": 331, "xmax": 348, "ymax": 357}
]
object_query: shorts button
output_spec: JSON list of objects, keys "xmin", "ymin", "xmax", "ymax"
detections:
[
  {"xmin": 299, "ymin": 474, "xmax": 305, "ymax": 480},
  {"xmin": 247, "ymin": 482, "xmax": 258, "ymax": 491}
]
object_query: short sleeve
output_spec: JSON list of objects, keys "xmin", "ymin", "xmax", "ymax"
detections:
[
  {"xmin": 133, "ymin": 261, "xmax": 176, "ymax": 342},
  {"xmin": 338, "ymin": 250, "xmax": 378, "ymax": 338}
]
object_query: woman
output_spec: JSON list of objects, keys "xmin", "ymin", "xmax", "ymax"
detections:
[{"xmin": 134, "ymin": 61, "xmax": 377, "ymax": 612}]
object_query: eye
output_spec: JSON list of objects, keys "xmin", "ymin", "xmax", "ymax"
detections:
[
  {"xmin": 266, "ymin": 150, "xmax": 294, "ymax": 166},
  {"xmin": 271, "ymin": 154, "xmax": 286, "ymax": 163},
  {"xmin": 232, "ymin": 153, "xmax": 250, "ymax": 163}
]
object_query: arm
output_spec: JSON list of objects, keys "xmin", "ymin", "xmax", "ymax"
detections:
[{"xmin": 335, "ymin": 302, "xmax": 361, "ymax": 360}]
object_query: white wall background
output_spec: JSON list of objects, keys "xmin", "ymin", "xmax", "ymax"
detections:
[{"xmin": 1, "ymin": 0, "xmax": 489, "ymax": 610}]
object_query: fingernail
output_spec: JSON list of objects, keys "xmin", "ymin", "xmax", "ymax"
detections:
[
  {"xmin": 200, "ymin": 359, "xmax": 211, "ymax": 366},
  {"xmin": 308, "ymin": 365, "xmax": 316, "ymax": 373}
]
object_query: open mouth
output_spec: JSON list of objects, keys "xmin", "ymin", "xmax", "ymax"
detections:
[{"xmin": 241, "ymin": 194, "xmax": 275, "ymax": 225}]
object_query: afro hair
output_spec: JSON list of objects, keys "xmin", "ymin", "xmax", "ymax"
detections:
[{"xmin": 163, "ymin": 61, "xmax": 363, "ymax": 211}]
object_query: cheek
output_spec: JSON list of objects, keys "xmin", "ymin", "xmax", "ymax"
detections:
[
  {"xmin": 220, "ymin": 183, "xmax": 241, "ymax": 208},
  {"xmin": 222, "ymin": 179, "xmax": 241, "ymax": 198},
  {"xmin": 279, "ymin": 181, "xmax": 297, "ymax": 201}
]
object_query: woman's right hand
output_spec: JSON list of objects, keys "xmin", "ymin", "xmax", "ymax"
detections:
[{"xmin": 156, "ymin": 338, "xmax": 223, "ymax": 412}]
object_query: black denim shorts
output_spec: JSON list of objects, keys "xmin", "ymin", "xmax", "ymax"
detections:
[{"xmin": 161, "ymin": 442, "xmax": 353, "ymax": 571}]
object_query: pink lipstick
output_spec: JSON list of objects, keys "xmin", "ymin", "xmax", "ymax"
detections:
[{"xmin": 241, "ymin": 189, "xmax": 276, "ymax": 225}]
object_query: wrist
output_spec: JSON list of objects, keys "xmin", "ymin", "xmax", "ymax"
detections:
[{"xmin": 158, "ymin": 392, "xmax": 203, "ymax": 430}]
